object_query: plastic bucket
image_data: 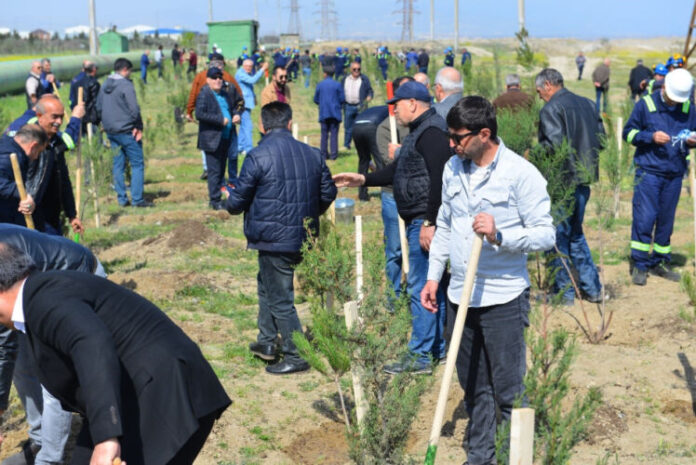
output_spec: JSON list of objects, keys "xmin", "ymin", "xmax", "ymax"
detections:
[{"xmin": 334, "ymin": 198, "xmax": 355, "ymax": 224}]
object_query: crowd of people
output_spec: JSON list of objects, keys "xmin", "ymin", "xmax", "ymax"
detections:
[{"xmin": 0, "ymin": 41, "xmax": 695, "ymax": 465}]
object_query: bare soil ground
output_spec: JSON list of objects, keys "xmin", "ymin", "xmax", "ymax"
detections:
[{"xmin": 1, "ymin": 37, "xmax": 695, "ymax": 465}]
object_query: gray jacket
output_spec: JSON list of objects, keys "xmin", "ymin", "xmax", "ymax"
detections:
[
  {"xmin": 433, "ymin": 92, "xmax": 463, "ymax": 120},
  {"xmin": 96, "ymin": 73, "xmax": 143, "ymax": 134}
]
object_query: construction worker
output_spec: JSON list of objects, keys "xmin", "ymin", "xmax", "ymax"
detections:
[
  {"xmin": 644, "ymin": 64, "xmax": 667, "ymax": 96},
  {"xmin": 334, "ymin": 47, "xmax": 346, "ymax": 80},
  {"xmin": 443, "ymin": 46, "xmax": 454, "ymax": 67},
  {"xmin": 237, "ymin": 46, "xmax": 250, "ymax": 68},
  {"xmin": 667, "ymin": 54, "xmax": 684, "ymax": 71},
  {"xmin": 377, "ymin": 47, "xmax": 389, "ymax": 81},
  {"xmin": 623, "ymin": 68, "xmax": 696, "ymax": 285}
]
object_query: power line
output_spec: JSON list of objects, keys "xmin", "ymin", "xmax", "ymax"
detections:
[
  {"xmin": 314, "ymin": 0, "xmax": 337, "ymax": 41},
  {"xmin": 394, "ymin": 0, "xmax": 418, "ymax": 43},
  {"xmin": 287, "ymin": 0, "xmax": 302, "ymax": 37}
]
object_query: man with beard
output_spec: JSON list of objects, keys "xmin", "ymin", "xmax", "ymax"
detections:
[
  {"xmin": 260, "ymin": 66, "xmax": 292, "ymax": 107},
  {"xmin": 422, "ymin": 96, "xmax": 555, "ymax": 465}
]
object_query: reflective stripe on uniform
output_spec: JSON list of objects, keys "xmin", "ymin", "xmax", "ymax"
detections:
[
  {"xmin": 683, "ymin": 100, "xmax": 691, "ymax": 114},
  {"xmin": 653, "ymin": 243, "xmax": 671, "ymax": 254},
  {"xmin": 627, "ymin": 129, "xmax": 639, "ymax": 143},
  {"xmin": 61, "ymin": 132, "xmax": 75, "ymax": 150},
  {"xmin": 630, "ymin": 241, "xmax": 651, "ymax": 252},
  {"xmin": 647, "ymin": 79, "xmax": 655, "ymax": 94},
  {"xmin": 27, "ymin": 116, "xmax": 38, "ymax": 124},
  {"xmin": 643, "ymin": 95, "xmax": 656, "ymax": 112}
]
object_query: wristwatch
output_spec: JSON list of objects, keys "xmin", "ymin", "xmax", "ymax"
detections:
[{"xmin": 423, "ymin": 220, "xmax": 434, "ymax": 227}]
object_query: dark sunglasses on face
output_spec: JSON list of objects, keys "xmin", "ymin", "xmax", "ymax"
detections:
[
  {"xmin": 212, "ymin": 76, "xmax": 223, "ymax": 80},
  {"xmin": 278, "ymin": 75, "xmax": 288, "ymax": 80},
  {"xmin": 448, "ymin": 130, "xmax": 479, "ymax": 145},
  {"xmin": 352, "ymin": 68, "xmax": 360, "ymax": 71}
]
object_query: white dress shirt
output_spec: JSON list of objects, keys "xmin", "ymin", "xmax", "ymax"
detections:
[{"xmin": 11, "ymin": 279, "xmax": 27, "ymax": 333}]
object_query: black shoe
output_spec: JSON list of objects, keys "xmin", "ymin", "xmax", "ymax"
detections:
[
  {"xmin": 133, "ymin": 201, "xmax": 154, "ymax": 208},
  {"xmin": 209, "ymin": 200, "xmax": 225, "ymax": 211},
  {"xmin": 118, "ymin": 201, "xmax": 130, "ymax": 207},
  {"xmin": 583, "ymin": 288, "xmax": 611, "ymax": 303},
  {"xmin": 649, "ymin": 262, "xmax": 680, "ymax": 282},
  {"xmin": 384, "ymin": 354, "xmax": 432, "ymax": 375},
  {"xmin": 249, "ymin": 342, "xmax": 277, "ymax": 361},
  {"xmin": 2, "ymin": 439, "xmax": 40, "ymax": 465},
  {"xmin": 632, "ymin": 267, "xmax": 648, "ymax": 286},
  {"xmin": 265, "ymin": 359, "xmax": 310, "ymax": 375},
  {"xmin": 200, "ymin": 170, "xmax": 208, "ymax": 180}
]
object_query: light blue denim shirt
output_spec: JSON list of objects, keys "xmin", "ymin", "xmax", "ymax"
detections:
[
  {"xmin": 235, "ymin": 68, "xmax": 265, "ymax": 110},
  {"xmin": 427, "ymin": 140, "xmax": 555, "ymax": 307}
]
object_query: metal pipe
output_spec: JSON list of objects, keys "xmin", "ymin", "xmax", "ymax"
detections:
[
  {"xmin": 430, "ymin": 0, "xmax": 434, "ymax": 41},
  {"xmin": 0, "ymin": 52, "xmax": 144, "ymax": 96},
  {"xmin": 454, "ymin": 0, "xmax": 459, "ymax": 52},
  {"xmin": 88, "ymin": 0, "xmax": 98, "ymax": 56},
  {"xmin": 518, "ymin": 0, "xmax": 525, "ymax": 31}
]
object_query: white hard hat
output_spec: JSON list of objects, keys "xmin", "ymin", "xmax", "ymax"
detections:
[{"xmin": 664, "ymin": 68, "xmax": 694, "ymax": 103}]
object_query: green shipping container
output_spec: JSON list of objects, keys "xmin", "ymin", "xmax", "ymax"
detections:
[
  {"xmin": 207, "ymin": 20, "xmax": 258, "ymax": 60},
  {"xmin": 99, "ymin": 31, "xmax": 129, "ymax": 54}
]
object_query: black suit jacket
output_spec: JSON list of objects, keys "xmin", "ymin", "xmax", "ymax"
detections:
[
  {"xmin": 21, "ymin": 271, "xmax": 231, "ymax": 465},
  {"xmin": 195, "ymin": 84, "xmax": 244, "ymax": 153}
]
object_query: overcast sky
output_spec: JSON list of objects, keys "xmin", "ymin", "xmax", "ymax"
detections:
[{"xmin": 2, "ymin": 0, "xmax": 692, "ymax": 40}]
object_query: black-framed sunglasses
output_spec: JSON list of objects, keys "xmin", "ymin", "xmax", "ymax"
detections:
[
  {"xmin": 277, "ymin": 75, "xmax": 288, "ymax": 80},
  {"xmin": 448, "ymin": 130, "xmax": 479, "ymax": 145},
  {"xmin": 352, "ymin": 67, "xmax": 361, "ymax": 71}
]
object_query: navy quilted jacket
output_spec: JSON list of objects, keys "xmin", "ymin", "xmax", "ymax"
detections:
[{"xmin": 226, "ymin": 128, "xmax": 337, "ymax": 252}]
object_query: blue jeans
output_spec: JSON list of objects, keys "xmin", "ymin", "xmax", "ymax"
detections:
[
  {"xmin": 454, "ymin": 289, "xmax": 530, "ymax": 465},
  {"xmin": 238, "ymin": 109, "xmax": 253, "ymax": 154},
  {"xmin": 107, "ymin": 132, "xmax": 145, "ymax": 206},
  {"xmin": 630, "ymin": 168, "xmax": 682, "ymax": 270},
  {"xmin": 225, "ymin": 131, "xmax": 239, "ymax": 185},
  {"xmin": 257, "ymin": 251, "xmax": 305, "ymax": 363},
  {"xmin": 381, "ymin": 192, "xmax": 402, "ymax": 299},
  {"xmin": 595, "ymin": 87, "xmax": 607, "ymax": 113},
  {"xmin": 303, "ymin": 67, "xmax": 311, "ymax": 88},
  {"xmin": 15, "ymin": 332, "xmax": 73, "ymax": 465},
  {"xmin": 320, "ymin": 118, "xmax": 340, "ymax": 160},
  {"xmin": 343, "ymin": 104, "xmax": 360, "ymax": 149},
  {"xmin": 550, "ymin": 185, "xmax": 601, "ymax": 301},
  {"xmin": 419, "ymin": 66, "xmax": 428, "ymax": 73},
  {"xmin": 141, "ymin": 68, "xmax": 147, "ymax": 84},
  {"xmin": 406, "ymin": 219, "xmax": 446, "ymax": 363}
]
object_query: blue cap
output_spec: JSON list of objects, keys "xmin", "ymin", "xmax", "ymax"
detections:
[
  {"xmin": 445, "ymin": 46, "xmax": 452, "ymax": 52},
  {"xmin": 242, "ymin": 45, "xmax": 247, "ymax": 50},
  {"xmin": 337, "ymin": 47, "xmax": 342, "ymax": 52},
  {"xmin": 386, "ymin": 81, "xmax": 431, "ymax": 104},
  {"xmin": 654, "ymin": 64, "xmax": 668, "ymax": 76}
]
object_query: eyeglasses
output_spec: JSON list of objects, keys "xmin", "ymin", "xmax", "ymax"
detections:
[
  {"xmin": 448, "ymin": 130, "xmax": 479, "ymax": 145},
  {"xmin": 352, "ymin": 68, "xmax": 361, "ymax": 71},
  {"xmin": 277, "ymin": 75, "xmax": 288, "ymax": 80},
  {"xmin": 211, "ymin": 76, "xmax": 223, "ymax": 80}
]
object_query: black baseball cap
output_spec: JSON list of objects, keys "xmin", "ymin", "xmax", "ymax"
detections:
[{"xmin": 207, "ymin": 67, "xmax": 224, "ymax": 79}]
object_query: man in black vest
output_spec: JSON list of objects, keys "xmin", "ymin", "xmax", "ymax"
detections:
[
  {"xmin": 0, "ymin": 244, "xmax": 231, "ymax": 465},
  {"xmin": 333, "ymin": 81, "xmax": 451, "ymax": 375},
  {"xmin": 25, "ymin": 61, "xmax": 45, "ymax": 110}
]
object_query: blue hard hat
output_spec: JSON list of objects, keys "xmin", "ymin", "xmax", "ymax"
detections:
[
  {"xmin": 343, "ymin": 47, "xmax": 348, "ymax": 52},
  {"xmin": 285, "ymin": 47, "xmax": 290, "ymax": 52},
  {"xmin": 666, "ymin": 56, "xmax": 675, "ymax": 67},
  {"xmin": 242, "ymin": 45, "xmax": 247, "ymax": 50},
  {"xmin": 445, "ymin": 46, "xmax": 452, "ymax": 52},
  {"xmin": 654, "ymin": 64, "xmax": 668, "ymax": 76}
]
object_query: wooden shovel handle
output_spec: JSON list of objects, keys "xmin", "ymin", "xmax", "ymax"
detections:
[{"xmin": 9, "ymin": 153, "xmax": 34, "ymax": 230}]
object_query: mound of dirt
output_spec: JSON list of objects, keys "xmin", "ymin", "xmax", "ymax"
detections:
[
  {"xmin": 586, "ymin": 403, "xmax": 629, "ymax": 445},
  {"xmin": 284, "ymin": 422, "xmax": 350, "ymax": 465},
  {"xmin": 167, "ymin": 220, "xmax": 229, "ymax": 250}
]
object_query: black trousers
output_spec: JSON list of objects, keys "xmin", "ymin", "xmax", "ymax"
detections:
[{"xmin": 352, "ymin": 121, "xmax": 379, "ymax": 201}]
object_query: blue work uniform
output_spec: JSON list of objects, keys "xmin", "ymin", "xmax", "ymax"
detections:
[
  {"xmin": 377, "ymin": 53, "xmax": 389, "ymax": 80},
  {"xmin": 623, "ymin": 92, "xmax": 696, "ymax": 270},
  {"xmin": 444, "ymin": 52, "xmax": 454, "ymax": 67}
]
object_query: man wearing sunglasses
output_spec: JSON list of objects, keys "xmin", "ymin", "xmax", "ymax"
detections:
[
  {"xmin": 341, "ymin": 61, "xmax": 373, "ymax": 152},
  {"xmin": 422, "ymin": 96, "xmax": 555, "ymax": 465},
  {"xmin": 333, "ymin": 81, "xmax": 451, "ymax": 374},
  {"xmin": 260, "ymin": 66, "xmax": 292, "ymax": 107}
]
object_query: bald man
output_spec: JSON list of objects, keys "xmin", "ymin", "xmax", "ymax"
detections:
[
  {"xmin": 413, "ymin": 72, "xmax": 430, "ymax": 89},
  {"xmin": 235, "ymin": 58, "xmax": 268, "ymax": 154},
  {"xmin": 432, "ymin": 67, "xmax": 463, "ymax": 119},
  {"xmin": 5, "ymin": 95, "xmax": 85, "ymax": 236}
]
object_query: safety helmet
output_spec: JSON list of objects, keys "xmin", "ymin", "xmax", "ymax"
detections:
[
  {"xmin": 666, "ymin": 56, "xmax": 675, "ymax": 68},
  {"xmin": 445, "ymin": 46, "xmax": 452, "ymax": 52},
  {"xmin": 654, "ymin": 64, "xmax": 668, "ymax": 76},
  {"xmin": 242, "ymin": 46, "xmax": 247, "ymax": 50},
  {"xmin": 673, "ymin": 55, "xmax": 685, "ymax": 68},
  {"xmin": 664, "ymin": 68, "xmax": 694, "ymax": 103}
]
